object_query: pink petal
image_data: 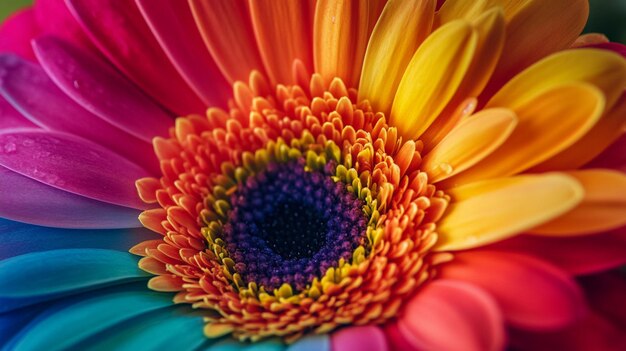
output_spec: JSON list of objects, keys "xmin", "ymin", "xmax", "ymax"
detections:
[
  {"xmin": 398, "ymin": 280, "xmax": 504, "ymax": 351},
  {"xmin": 589, "ymin": 42, "xmax": 626, "ymax": 59},
  {"xmin": 136, "ymin": 0, "xmax": 230, "ymax": 108},
  {"xmin": 66, "ymin": 0, "xmax": 206, "ymax": 115},
  {"xmin": 32, "ymin": 0, "xmax": 94, "ymax": 53},
  {"xmin": 509, "ymin": 312, "xmax": 626, "ymax": 351},
  {"xmin": 0, "ymin": 130, "xmax": 149, "ymax": 209},
  {"xmin": 580, "ymin": 272, "xmax": 626, "ymax": 328},
  {"xmin": 439, "ymin": 251, "xmax": 585, "ymax": 330},
  {"xmin": 0, "ymin": 8, "xmax": 40, "ymax": 60},
  {"xmin": 0, "ymin": 54, "xmax": 159, "ymax": 174},
  {"xmin": 0, "ymin": 165, "xmax": 140, "ymax": 228},
  {"xmin": 331, "ymin": 326, "xmax": 389, "ymax": 351},
  {"xmin": 32, "ymin": 36, "xmax": 172, "ymax": 143},
  {"xmin": 487, "ymin": 232, "xmax": 626, "ymax": 275},
  {"xmin": 0, "ymin": 97, "xmax": 36, "ymax": 129}
]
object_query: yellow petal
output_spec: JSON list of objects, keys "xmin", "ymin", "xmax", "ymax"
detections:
[
  {"xmin": 390, "ymin": 20, "xmax": 477, "ymax": 140},
  {"xmin": 436, "ymin": 173, "xmax": 584, "ymax": 251},
  {"xmin": 249, "ymin": 0, "xmax": 315, "ymax": 85},
  {"xmin": 488, "ymin": 49, "xmax": 626, "ymax": 112},
  {"xmin": 189, "ymin": 0, "xmax": 265, "ymax": 83},
  {"xmin": 422, "ymin": 108, "xmax": 517, "ymax": 182},
  {"xmin": 358, "ymin": 0, "xmax": 435, "ymax": 114},
  {"xmin": 445, "ymin": 82, "xmax": 605, "ymax": 186},
  {"xmin": 313, "ymin": 0, "xmax": 384, "ymax": 88},
  {"xmin": 419, "ymin": 8, "xmax": 505, "ymax": 148},
  {"xmin": 530, "ymin": 170, "xmax": 626, "ymax": 236},
  {"xmin": 531, "ymin": 94, "xmax": 626, "ymax": 172}
]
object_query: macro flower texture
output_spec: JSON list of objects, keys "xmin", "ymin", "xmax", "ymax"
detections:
[{"xmin": 1, "ymin": 0, "xmax": 626, "ymax": 350}]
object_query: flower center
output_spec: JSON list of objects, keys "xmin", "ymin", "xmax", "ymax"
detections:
[{"xmin": 223, "ymin": 160, "xmax": 366, "ymax": 290}]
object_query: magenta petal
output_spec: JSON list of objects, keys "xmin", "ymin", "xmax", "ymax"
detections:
[
  {"xmin": 0, "ymin": 8, "xmax": 40, "ymax": 60},
  {"xmin": 66, "ymin": 0, "xmax": 206, "ymax": 115},
  {"xmin": 33, "ymin": 0, "xmax": 94, "ymax": 53},
  {"xmin": 440, "ymin": 251, "xmax": 585, "ymax": 330},
  {"xmin": 0, "ymin": 54, "xmax": 159, "ymax": 174},
  {"xmin": 398, "ymin": 280, "xmax": 504, "ymax": 351},
  {"xmin": 331, "ymin": 326, "xmax": 389, "ymax": 351},
  {"xmin": 33, "ymin": 36, "xmax": 172, "ymax": 143},
  {"xmin": 0, "ymin": 130, "xmax": 149, "ymax": 209},
  {"xmin": 587, "ymin": 133, "xmax": 626, "ymax": 172},
  {"xmin": 0, "ymin": 166, "xmax": 140, "ymax": 228},
  {"xmin": 488, "ymin": 232, "xmax": 626, "ymax": 275},
  {"xmin": 136, "ymin": 0, "xmax": 230, "ymax": 108},
  {"xmin": 0, "ymin": 98, "xmax": 37, "ymax": 129}
]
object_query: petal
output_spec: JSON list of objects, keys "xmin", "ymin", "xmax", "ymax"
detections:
[
  {"xmin": 531, "ymin": 170, "xmax": 626, "ymax": 236},
  {"xmin": 313, "ymin": 0, "xmax": 382, "ymax": 88},
  {"xmin": 390, "ymin": 20, "xmax": 477, "ymax": 140},
  {"xmin": 436, "ymin": 173, "xmax": 584, "ymax": 251},
  {"xmin": 0, "ymin": 218, "xmax": 156, "ymax": 260},
  {"xmin": 422, "ymin": 108, "xmax": 517, "ymax": 182},
  {"xmin": 32, "ymin": 0, "xmax": 94, "ymax": 52},
  {"xmin": 0, "ymin": 130, "xmax": 150, "ymax": 209},
  {"xmin": 0, "ymin": 54, "xmax": 159, "ymax": 174},
  {"xmin": 189, "ymin": 0, "xmax": 265, "ymax": 83},
  {"xmin": 531, "ymin": 92, "xmax": 626, "ymax": 171},
  {"xmin": 0, "ymin": 167, "xmax": 141, "ymax": 229},
  {"xmin": 481, "ymin": 0, "xmax": 590, "ymax": 99},
  {"xmin": 586, "ymin": 131, "xmax": 626, "ymax": 172},
  {"xmin": 66, "ymin": 0, "xmax": 205, "ymax": 115},
  {"xmin": 0, "ymin": 97, "xmax": 36, "ymax": 129},
  {"xmin": 440, "ymin": 251, "xmax": 585, "ymax": 329},
  {"xmin": 331, "ymin": 326, "xmax": 389, "ymax": 351},
  {"xmin": 398, "ymin": 279, "xmax": 504, "ymax": 351},
  {"xmin": 488, "ymin": 49, "xmax": 626, "ymax": 114},
  {"xmin": 581, "ymin": 272, "xmax": 626, "ymax": 328},
  {"xmin": 487, "ymin": 231, "xmax": 626, "ymax": 276},
  {"xmin": 75, "ymin": 306, "xmax": 206, "ymax": 351},
  {"xmin": 0, "ymin": 249, "xmax": 147, "ymax": 313},
  {"xmin": 358, "ymin": 0, "xmax": 436, "ymax": 114},
  {"xmin": 287, "ymin": 334, "xmax": 330, "ymax": 351},
  {"xmin": 8, "ymin": 290, "xmax": 172, "ymax": 350},
  {"xmin": 249, "ymin": 0, "xmax": 315, "ymax": 85},
  {"xmin": 447, "ymin": 82, "xmax": 605, "ymax": 185},
  {"xmin": 32, "ymin": 36, "xmax": 173, "ymax": 143},
  {"xmin": 136, "ymin": 0, "xmax": 230, "ymax": 107},
  {"xmin": 0, "ymin": 8, "xmax": 39, "ymax": 60}
]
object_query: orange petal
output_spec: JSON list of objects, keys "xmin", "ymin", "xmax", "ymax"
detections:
[
  {"xmin": 249, "ymin": 0, "xmax": 315, "ymax": 85},
  {"xmin": 313, "ymin": 0, "xmax": 383, "ymax": 88},
  {"xmin": 390, "ymin": 20, "xmax": 477, "ymax": 140},
  {"xmin": 148, "ymin": 275, "xmax": 184, "ymax": 292},
  {"xmin": 422, "ymin": 108, "xmax": 517, "ymax": 182},
  {"xmin": 530, "ymin": 170, "xmax": 626, "ymax": 236},
  {"xmin": 358, "ymin": 0, "xmax": 435, "ymax": 114},
  {"xmin": 189, "ymin": 0, "xmax": 265, "ymax": 83},
  {"xmin": 446, "ymin": 82, "xmax": 605, "ymax": 186},
  {"xmin": 436, "ymin": 173, "xmax": 584, "ymax": 251}
]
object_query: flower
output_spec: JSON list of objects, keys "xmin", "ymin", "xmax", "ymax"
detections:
[{"xmin": 1, "ymin": 0, "xmax": 626, "ymax": 350}]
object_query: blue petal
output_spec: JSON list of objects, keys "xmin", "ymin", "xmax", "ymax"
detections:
[
  {"xmin": 9, "ymin": 290, "xmax": 173, "ymax": 350},
  {"xmin": 246, "ymin": 340, "xmax": 286, "ymax": 351},
  {"xmin": 286, "ymin": 335, "xmax": 330, "ymax": 351},
  {"xmin": 204, "ymin": 339, "xmax": 286, "ymax": 351},
  {"xmin": 0, "ymin": 249, "xmax": 148, "ymax": 312},
  {"xmin": 78, "ymin": 306, "xmax": 206, "ymax": 351},
  {"xmin": 0, "ymin": 218, "xmax": 158, "ymax": 260}
]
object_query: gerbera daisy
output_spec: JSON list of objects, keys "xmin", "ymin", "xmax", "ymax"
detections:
[{"xmin": 1, "ymin": 0, "xmax": 625, "ymax": 350}]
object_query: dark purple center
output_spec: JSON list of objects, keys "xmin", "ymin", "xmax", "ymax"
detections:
[{"xmin": 222, "ymin": 160, "xmax": 367, "ymax": 291}]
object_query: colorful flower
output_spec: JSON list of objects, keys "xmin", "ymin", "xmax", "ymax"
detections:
[{"xmin": 1, "ymin": 0, "xmax": 625, "ymax": 350}]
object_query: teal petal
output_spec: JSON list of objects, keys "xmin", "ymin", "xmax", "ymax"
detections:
[
  {"xmin": 206, "ymin": 339, "xmax": 285, "ymax": 351},
  {"xmin": 206, "ymin": 339, "xmax": 244, "ymax": 351},
  {"xmin": 246, "ymin": 340, "xmax": 286, "ymax": 351},
  {"xmin": 83, "ymin": 306, "xmax": 206, "ymax": 351},
  {"xmin": 0, "ymin": 249, "xmax": 148, "ymax": 312},
  {"xmin": 0, "ymin": 218, "xmax": 158, "ymax": 260},
  {"xmin": 9, "ymin": 290, "xmax": 172, "ymax": 351},
  {"xmin": 287, "ymin": 335, "xmax": 330, "ymax": 351}
]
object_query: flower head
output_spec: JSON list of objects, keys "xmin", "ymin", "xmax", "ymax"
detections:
[{"xmin": 1, "ymin": 0, "xmax": 626, "ymax": 350}]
